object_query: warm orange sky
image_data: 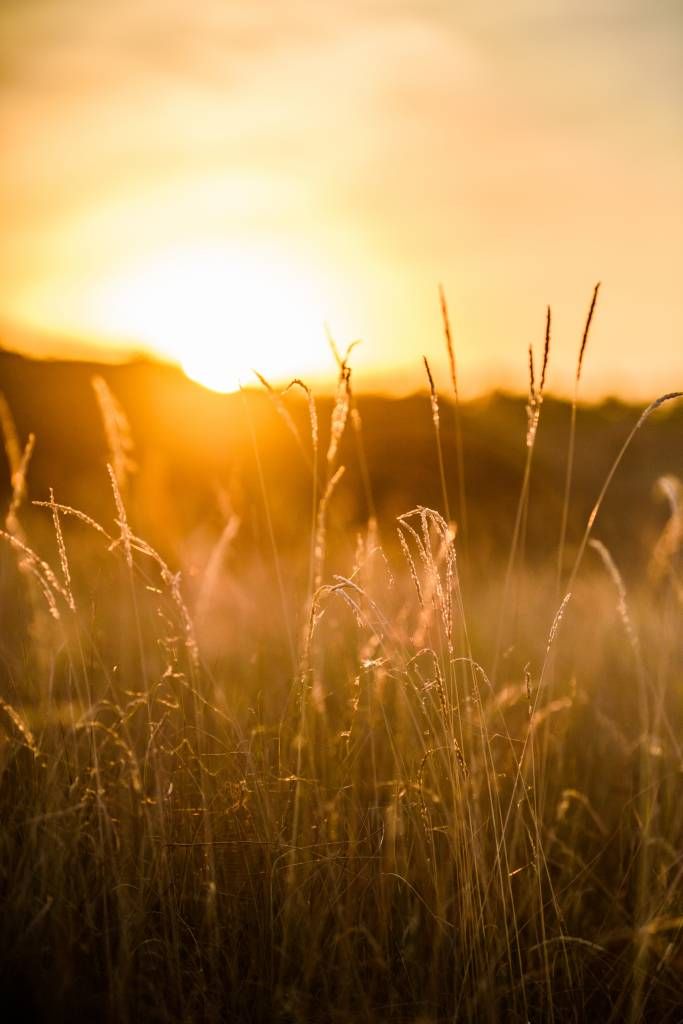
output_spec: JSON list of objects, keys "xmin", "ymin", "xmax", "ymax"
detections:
[{"xmin": 1, "ymin": 1, "xmax": 681, "ymax": 396}]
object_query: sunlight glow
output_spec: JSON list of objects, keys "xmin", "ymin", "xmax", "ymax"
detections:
[{"xmin": 91, "ymin": 245, "xmax": 333, "ymax": 392}]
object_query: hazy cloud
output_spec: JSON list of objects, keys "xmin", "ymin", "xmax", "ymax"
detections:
[{"xmin": 1, "ymin": 0, "xmax": 681, "ymax": 395}]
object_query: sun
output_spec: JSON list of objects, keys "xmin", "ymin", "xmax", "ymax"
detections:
[{"xmin": 91, "ymin": 244, "xmax": 332, "ymax": 391}]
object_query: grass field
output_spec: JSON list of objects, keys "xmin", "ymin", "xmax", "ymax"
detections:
[{"xmin": 0, "ymin": 329, "xmax": 681, "ymax": 1022}]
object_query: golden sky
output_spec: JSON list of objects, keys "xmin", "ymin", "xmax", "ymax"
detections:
[{"xmin": 1, "ymin": 1, "xmax": 681, "ymax": 396}]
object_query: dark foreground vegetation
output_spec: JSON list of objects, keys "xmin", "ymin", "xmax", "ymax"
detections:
[{"xmin": 0, "ymin": 343, "xmax": 681, "ymax": 1022}]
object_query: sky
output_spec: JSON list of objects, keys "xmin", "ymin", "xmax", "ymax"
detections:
[{"xmin": 1, "ymin": 0, "xmax": 681, "ymax": 396}]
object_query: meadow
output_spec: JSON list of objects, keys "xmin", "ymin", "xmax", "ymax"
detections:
[{"xmin": 0, "ymin": 309, "xmax": 681, "ymax": 1023}]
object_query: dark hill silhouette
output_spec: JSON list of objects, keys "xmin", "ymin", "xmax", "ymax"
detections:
[{"xmin": 0, "ymin": 346, "xmax": 680, "ymax": 573}]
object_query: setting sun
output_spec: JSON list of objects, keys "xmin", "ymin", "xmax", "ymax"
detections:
[{"xmin": 90, "ymin": 245, "xmax": 333, "ymax": 391}]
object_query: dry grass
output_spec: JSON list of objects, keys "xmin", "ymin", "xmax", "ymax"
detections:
[{"xmin": 0, "ymin": 320, "xmax": 681, "ymax": 1023}]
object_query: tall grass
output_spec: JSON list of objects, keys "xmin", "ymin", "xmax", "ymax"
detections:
[
  {"xmin": 0, "ymin": 308, "xmax": 681, "ymax": 1023},
  {"xmin": 556, "ymin": 283, "xmax": 601, "ymax": 591}
]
